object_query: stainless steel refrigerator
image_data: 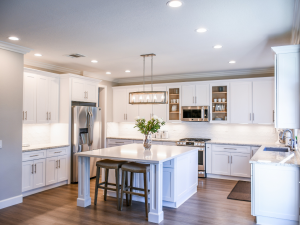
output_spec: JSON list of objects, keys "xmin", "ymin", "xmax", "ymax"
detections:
[{"xmin": 71, "ymin": 106, "xmax": 101, "ymax": 183}]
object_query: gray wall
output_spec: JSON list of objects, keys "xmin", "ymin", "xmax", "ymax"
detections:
[
  {"xmin": 0, "ymin": 48, "xmax": 24, "ymax": 201},
  {"xmin": 99, "ymin": 80, "xmax": 115, "ymax": 123}
]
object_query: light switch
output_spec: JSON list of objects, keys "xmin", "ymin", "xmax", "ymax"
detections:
[{"xmin": 0, "ymin": 140, "xmax": 2, "ymax": 149}]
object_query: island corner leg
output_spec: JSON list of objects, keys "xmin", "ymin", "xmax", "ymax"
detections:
[
  {"xmin": 77, "ymin": 156, "xmax": 91, "ymax": 207},
  {"xmin": 148, "ymin": 162, "xmax": 164, "ymax": 223}
]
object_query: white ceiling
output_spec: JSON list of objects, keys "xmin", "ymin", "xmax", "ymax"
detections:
[{"xmin": 0, "ymin": 0, "xmax": 294, "ymax": 79}]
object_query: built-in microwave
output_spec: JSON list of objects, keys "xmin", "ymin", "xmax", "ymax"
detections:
[{"xmin": 181, "ymin": 106, "xmax": 209, "ymax": 122}]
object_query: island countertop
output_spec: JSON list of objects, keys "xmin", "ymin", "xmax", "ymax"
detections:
[{"xmin": 75, "ymin": 143, "xmax": 198, "ymax": 164}]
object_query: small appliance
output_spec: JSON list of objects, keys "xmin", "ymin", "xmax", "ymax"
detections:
[
  {"xmin": 176, "ymin": 138, "xmax": 211, "ymax": 177},
  {"xmin": 181, "ymin": 106, "xmax": 209, "ymax": 122}
]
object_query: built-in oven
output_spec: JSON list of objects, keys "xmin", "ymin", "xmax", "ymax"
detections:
[
  {"xmin": 181, "ymin": 106, "xmax": 209, "ymax": 122},
  {"xmin": 176, "ymin": 138, "xmax": 211, "ymax": 178}
]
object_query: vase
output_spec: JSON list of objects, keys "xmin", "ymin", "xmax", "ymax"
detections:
[{"xmin": 143, "ymin": 134, "xmax": 152, "ymax": 151}]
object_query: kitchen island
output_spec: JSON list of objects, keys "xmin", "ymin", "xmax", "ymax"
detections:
[
  {"xmin": 75, "ymin": 143, "xmax": 198, "ymax": 224},
  {"xmin": 250, "ymin": 145, "xmax": 300, "ymax": 225}
]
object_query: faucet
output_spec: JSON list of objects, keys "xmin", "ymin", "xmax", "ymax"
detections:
[{"xmin": 281, "ymin": 129, "xmax": 294, "ymax": 148}]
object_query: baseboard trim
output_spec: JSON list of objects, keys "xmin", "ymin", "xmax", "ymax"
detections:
[
  {"xmin": 207, "ymin": 174, "xmax": 251, "ymax": 181},
  {"xmin": 22, "ymin": 180, "xmax": 68, "ymax": 197},
  {"xmin": 256, "ymin": 215, "xmax": 298, "ymax": 225},
  {"xmin": 0, "ymin": 195, "xmax": 23, "ymax": 210}
]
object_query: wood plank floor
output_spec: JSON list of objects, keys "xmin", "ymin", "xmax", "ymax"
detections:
[{"xmin": 0, "ymin": 178, "xmax": 256, "ymax": 225}]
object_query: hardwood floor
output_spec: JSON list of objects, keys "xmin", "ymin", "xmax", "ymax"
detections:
[{"xmin": 0, "ymin": 178, "xmax": 256, "ymax": 225}]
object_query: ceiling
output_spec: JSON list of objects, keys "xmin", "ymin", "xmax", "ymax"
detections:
[{"xmin": 0, "ymin": 0, "xmax": 294, "ymax": 80}]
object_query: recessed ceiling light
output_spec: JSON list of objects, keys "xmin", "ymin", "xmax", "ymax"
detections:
[
  {"xmin": 106, "ymin": 72, "xmax": 111, "ymax": 75},
  {"xmin": 34, "ymin": 53, "xmax": 42, "ymax": 57},
  {"xmin": 125, "ymin": 70, "xmax": 130, "ymax": 73},
  {"xmin": 196, "ymin": 28, "xmax": 207, "ymax": 33},
  {"xmin": 229, "ymin": 61, "xmax": 236, "ymax": 64},
  {"xmin": 214, "ymin": 45, "xmax": 222, "ymax": 49},
  {"xmin": 91, "ymin": 60, "xmax": 98, "ymax": 63},
  {"xmin": 8, "ymin": 36, "xmax": 19, "ymax": 41},
  {"xmin": 167, "ymin": 0, "xmax": 182, "ymax": 7}
]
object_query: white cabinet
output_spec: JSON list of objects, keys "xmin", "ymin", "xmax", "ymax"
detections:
[
  {"xmin": 152, "ymin": 86, "xmax": 167, "ymax": 120},
  {"xmin": 163, "ymin": 168, "xmax": 174, "ymax": 202},
  {"xmin": 181, "ymin": 84, "xmax": 209, "ymax": 106},
  {"xmin": 205, "ymin": 144, "xmax": 212, "ymax": 173},
  {"xmin": 252, "ymin": 80, "xmax": 274, "ymax": 124},
  {"xmin": 113, "ymin": 88, "xmax": 139, "ymax": 122},
  {"xmin": 46, "ymin": 155, "xmax": 68, "ymax": 185},
  {"xmin": 230, "ymin": 82, "xmax": 252, "ymax": 124},
  {"xmin": 23, "ymin": 72, "xmax": 37, "ymax": 124},
  {"xmin": 211, "ymin": 151, "xmax": 231, "ymax": 175},
  {"xmin": 272, "ymin": 45, "xmax": 300, "ymax": 129},
  {"xmin": 22, "ymin": 159, "xmax": 46, "ymax": 192},
  {"xmin": 230, "ymin": 153, "xmax": 251, "ymax": 177},
  {"xmin": 138, "ymin": 86, "xmax": 153, "ymax": 121},
  {"xmin": 72, "ymin": 78, "xmax": 98, "ymax": 103},
  {"xmin": 37, "ymin": 76, "xmax": 59, "ymax": 123}
]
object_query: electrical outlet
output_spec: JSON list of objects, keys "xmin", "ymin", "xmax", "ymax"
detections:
[{"xmin": 0, "ymin": 140, "xmax": 2, "ymax": 149}]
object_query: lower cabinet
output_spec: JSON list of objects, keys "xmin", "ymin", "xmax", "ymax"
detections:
[
  {"xmin": 22, "ymin": 159, "xmax": 46, "ymax": 192},
  {"xmin": 211, "ymin": 151, "xmax": 231, "ymax": 176},
  {"xmin": 230, "ymin": 153, "xmax": 251, "ymax": 177},
  {"xmin": 46, "ymin": 155, "xmax": 68, "ymax": 185}
]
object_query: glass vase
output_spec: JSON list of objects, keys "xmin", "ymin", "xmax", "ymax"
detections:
[{"xmin": 143, "ymin": 134, "xmax": 152, "ymax": 151}]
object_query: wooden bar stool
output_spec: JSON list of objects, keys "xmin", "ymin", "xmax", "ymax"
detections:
[
  {"xmin": 94, "ymin": 159, "xmax": 128, "ymax": 210},
  {"xmin": 120, "ymin": 162, "xmax": 150, "ymax": 218}
]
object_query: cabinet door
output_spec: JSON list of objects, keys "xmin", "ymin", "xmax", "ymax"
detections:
[
  {"xmin": 57, "ymin": 155, "xmax": 68, "ymax": 182},
  {"xmin": 138, "ymin": 86, "xmax": 153, "ymax": 121},
  {"xmin": 48, "ymin": 77, "xmax": 59, "ymax": 123},
  {"xmin": 152, "ymin": 86, "xmax": 167, "ymax": 120},
  {"xmin": 230, "ymin": 82, "xmax": 252, "ymax": 124},
  {"xmin": 46, "ymin": 157, "xmax": 58, "ymax": 185},
  {"xmin": 22, "ymin": 161, "xmax": 34, "ymax": 192},
  {"xmin": 163, "ymin": 168, "xmax": 174, "ymax": 202},
  {"xmin": 23, "ymin": 73, "xmax": 36, "ymax": 124},
  {"xmin": 126, "ymin": 88, "xmax": 139, "ymax": 122},
  {"xmin": 72, "ymin": 78, "xmax": 85, "ymax": 101},
  {"xmin": 253, "ymin": 80, "xmax": 274, "ymax": 124},
  {"xmin": 33, "ymin": 159, "xmax": 46, "ymax": 189},
  {"xmin": 113, "ymin": 89, "xmax": 127, "ymax": 122},
  {"xmin": 195, "ymin": 84, "xmax": 209, "ymax": 106},
  {"xmin": 211, "ymin": 151, "xmax": 231, "ymax": 175},
  {"xmin": 36, "ymin": 76, "xmax": 49, "ymax": 123},
  {"xmin": 85, "ymin": 82, "xmax": 97, "ymax": 103},
  {"xmin": 230, "ymin": 153, "xmax": 251, "ymax": 177},
  {"xmin": 205, "ymin": 144, "xmax": 212, "ymax": 173},
  {"xmin": 181, "ymin": 85, "xmax": 195, "ymax": 106}
]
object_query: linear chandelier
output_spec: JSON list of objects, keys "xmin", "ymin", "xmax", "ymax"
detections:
[{"xmin": 129, "ymin": 53, "xmax": 168, "ymax": 104}]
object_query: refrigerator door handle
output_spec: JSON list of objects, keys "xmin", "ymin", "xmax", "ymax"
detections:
[{"xmin": 87, "ymin": 111, "xmax": 94, "ymax": 146}]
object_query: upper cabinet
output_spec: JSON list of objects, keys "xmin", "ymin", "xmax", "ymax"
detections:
[
  {"xmin": 272, "ymin": 45, "xmax": 300, "ymax": 129},
  {"xmin": 181, "ymin": 84, "xmax": 209, "ymax": 106},
  {"xmin": 152, "ymin": 86, "xmax": 167, "ymax": 120},
  {"xmin": 71, "ymin": 78, "xmax": 98, "ymax": 103},
  {"xmin": 167, "ymin": 85, "xmax": 181, "ymax": 122},
  {"xmin": 210, "ymin": 83, "xmax": 229, "ymax": 123},
  {"xmin": 23, "ymin": 69, "xmax": 60, "ymax": 124}
]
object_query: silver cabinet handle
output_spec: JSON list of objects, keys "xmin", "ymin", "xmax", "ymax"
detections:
[
  {"xmin": 273, "ymin": 110, "xmax": 275, "ymax": 122},
  {"xmin": 25, "ymin": 111, "xmax": 27, "ymax": 120},
  {"xmin": 32, "ymin": 164, "xmax": 34, "ymax": 174},
  {"xmin": 224, "ymin": 148, "xmax": 237, "ymax": 150},
  {"xmin": 30, "ymin": 155, "xmax": 39, "ymax": 157},
  {"xmin": 35, "ymin": 164, "xmax": 36, "ymax": 173},
  {"xmin": 228, "ymin": 156, "xmax": 230, "ymax": 163},
  {"xmin": 56, "ymin": 160, "xmax": 58, "ymax": 169},
  {"xmin": 59, "ymin": 160, "xmax": 60, "ymax": 168},
  {"xmin": 47, "ymin": 112, "xmax": 48, "ymax": 120},
  {"xmin": 54, "ymin": 151, "xmax": 62, "ymax": 153},
  {"xmin": 23, "ymin": 111, "xmax": 24, "ymax": 120}
]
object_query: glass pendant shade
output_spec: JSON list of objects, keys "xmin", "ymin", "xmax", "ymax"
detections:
[{"xmin": 129, "ymin": 91, "xmax": 168, "ymax": 104}]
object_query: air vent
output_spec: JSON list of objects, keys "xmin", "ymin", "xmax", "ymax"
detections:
[{"xmin": 67, "ymin": 53, "xmax": 86, "ymax": 58}]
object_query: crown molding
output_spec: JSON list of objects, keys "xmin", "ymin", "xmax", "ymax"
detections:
[
  {"xmin": 0, "ymin": 40, "xmax": 32, "ymax": 54},
  {"xmin": 24, "ymin": 67, "xmax": 60, "ymax": 77},
  {"xmin": 271, "ymin": 45, "xmax": 300, "ymax": 54},
  {"xmin": 24, "ymin": 59, "xmax": 82, "ymax": 75},
  {"xmin": 292, "ymin": 0, "xmax": 300, "ymax": 45},
  {"xmin": 82, "ymin": 71, "xmax": 115, "ymax": 82},
  {"xmin": 113, "ymin": 67, "xmax": 274, "ymax": 84},
  {"xmin": 60, "ymin": 73, "xmax": 102, "ymax": 83}
]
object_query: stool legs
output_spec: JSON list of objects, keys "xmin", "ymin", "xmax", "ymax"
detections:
[
  {"xmin": 103, "ymin": 168, "xmax": 109, "ymax": 201},
  {"xmin": 94, "ymin": 166, "xmax": 101, "ymax": 205},
  {"xmin": 144, "ymin": 172, "xmax": 148, "ymax": 218},
  {"xmin": 115, "ymin": 168, "xmax": 120, "ymax": 210},
  {"xmin": 120, "ymin": 170, "xmax": 126, "ymax": 211},
  {"xmin": 129, "ymin": 172, "xmax": 133, "ymax": 206}
]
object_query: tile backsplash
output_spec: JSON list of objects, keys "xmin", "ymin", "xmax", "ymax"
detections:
[{"xmin": 107, "ymin": 122, "xmax": 278, "ymax": 144}]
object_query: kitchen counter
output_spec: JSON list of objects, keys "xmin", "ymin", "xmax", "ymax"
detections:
[
  {"xmin": 206, "ymin": 141, "xmax": 273, "ymax": 146},
  {"xmin": 22, "ymin": 144, "xmax": 69, "ymax": 152},
  {"xmin": 249, "ymin": 144, "xmax": 300, "ymax": 167},
  {"xmin": 106, "ymin": 136, "xmax": 178, "ymax": 142}
]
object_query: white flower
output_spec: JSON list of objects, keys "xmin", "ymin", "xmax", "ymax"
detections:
[
  {"xmin": 158, "ymin": 118, "xmax": 163, "ymax": 123},
  {"xmin": 135, "ymin": 116, "xmax": 140, "ymax": 120},
  {"xmin": 152, "ymin": 115, "xmax": 158, "ymax": 120}
]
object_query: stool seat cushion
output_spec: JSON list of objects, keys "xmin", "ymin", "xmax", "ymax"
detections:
[
  {"xmin": 96, "ymin": 159, "xmax": 127, "ymax": 169},
  {"xmin": 122, "ymin": 162, "xmax": 150, "ymax": 173}
]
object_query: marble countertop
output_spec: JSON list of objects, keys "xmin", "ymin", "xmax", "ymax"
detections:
[
  {"xmin": 206, "ymin": 141, "xmax": 271, "ymax": 147},
  {"xmin": 107, "ymin": 136, "xmax": 178, "ymax": 142},
  {"xmin": 250, "ymin": 144, "xmax": 300, "ymax": 167},
  {"xmin": 75, "ymin": 143, "xmax": 198, "ymax": 163},
  {"xmin": 22, "ymin": 144, "xmax": 69, "ymax": 152}
]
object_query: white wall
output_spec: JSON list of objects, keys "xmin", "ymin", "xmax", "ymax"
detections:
[{"xmin": 107, "ymin": 122, "xmax": 278, "ymax": 144}]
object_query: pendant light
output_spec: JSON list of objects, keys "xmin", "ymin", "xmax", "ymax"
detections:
[{"xmin": 129, "ymin": 54, "xmax": 168, "ymax": 104}]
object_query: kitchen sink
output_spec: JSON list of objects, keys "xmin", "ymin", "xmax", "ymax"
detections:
[{"xmin": 263, "ymin": 147, "xmax": 289, "ymax": 152}]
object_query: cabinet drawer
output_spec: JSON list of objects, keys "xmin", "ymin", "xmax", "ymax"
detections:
[
  {"xmin": 212, "ymin": 144, "xmax": 250, "ymax": 154},
  {"xmin": 23, "ymin": 150, "xmax": 46, "ymax": 162},
  {"xmin": 163, "ymin": 159, "xmax": 174, "ymax": 168},
  {"xmin": 47, "ymin": 148, "xmax": 68, "ymax": 157},
  {"xmin": 107, "ymin": 139, "xmax": 134, "ymax": 145}
]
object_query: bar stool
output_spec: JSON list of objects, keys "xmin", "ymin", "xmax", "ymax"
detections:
[
  {"xmin": 120, "ymin": 162, "xmax": 150, "ymax": 218},
  {"xmin": 94, "ymin": 159, "xmax": 128, "ymax": 210}
]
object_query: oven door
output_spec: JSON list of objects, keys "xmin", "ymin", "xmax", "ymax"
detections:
[{"xmin": 198, "ymin": 148, "xmax": 206, "ymax": 177}]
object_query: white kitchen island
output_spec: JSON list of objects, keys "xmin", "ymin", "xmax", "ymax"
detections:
[{"xmin": 75, "ymin": 143, "xmax": 198, "ymax": 223}]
